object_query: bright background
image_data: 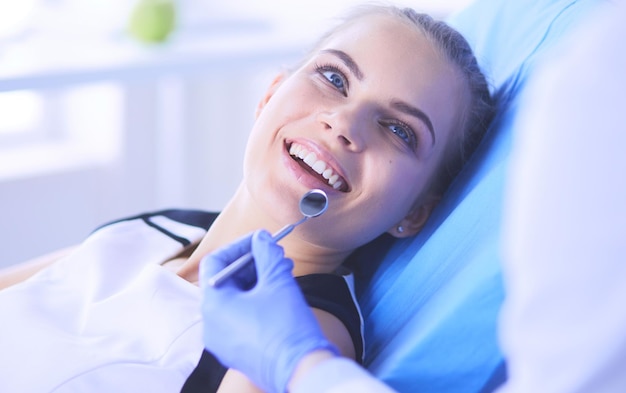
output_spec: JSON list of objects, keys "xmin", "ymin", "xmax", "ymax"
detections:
[{"xmin": 0, "ymin": 0, "xmax": 474, "ymax": 267}]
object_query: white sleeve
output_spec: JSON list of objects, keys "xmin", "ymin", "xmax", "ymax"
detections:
[
  {"xmin": 499, "ymin": 2, "xmax": 626, "ymax": 393},
  {"xmin": 291, "ymin": 358, "xmax": 396, "ymax": 393}
]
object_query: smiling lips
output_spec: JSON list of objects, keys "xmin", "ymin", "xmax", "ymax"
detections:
[{"xmin": 288, "ymin": 142, "xmax": 348, "ymax": 192}]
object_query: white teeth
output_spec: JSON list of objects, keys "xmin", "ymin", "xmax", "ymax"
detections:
[
  {"xmin": 303, "ymin": 152, "xmax": 317, "ymax": 166},
  {"xmin": 312, "ymin": 161, "xmax": 326, "ymax": 174},
  {"xmin": 322, "ymin": 168, "xmax": 333, "ymax": 179},
  {"xmin": 289, "ymin": 144, "xmax": 301, "ymax": 156},
  {"xmin": 289, "ymin": 143, "xmax": 346, "ymax": 190}
]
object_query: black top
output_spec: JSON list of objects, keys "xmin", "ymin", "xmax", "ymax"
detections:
[{"xmin": 103, "ymin": 209, "xmax": 364, "ymax": 393}]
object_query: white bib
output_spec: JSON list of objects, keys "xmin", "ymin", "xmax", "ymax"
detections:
[{"xmin": 0, "ymin": 215, "xmax": 207, "ymax": 392}]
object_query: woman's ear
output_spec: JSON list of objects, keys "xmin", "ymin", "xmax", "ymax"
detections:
[
  {"xmin": 388, "ymin": 196, "xmax": 440, "ymax": 238},
  {"xmin": 255, "ymin": 73, "xmax": 286, "ymax": 118}
]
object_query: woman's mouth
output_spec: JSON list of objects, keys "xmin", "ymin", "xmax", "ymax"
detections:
[{"xmin": 288, "ymin": 142, "xmax": 349, "ymax": 192}]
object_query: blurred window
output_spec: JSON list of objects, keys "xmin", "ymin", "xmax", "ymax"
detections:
[
  {"xmin": 0, "ymin": 83, "xmax": 123, "ymax": 179},
  {"xmin": 0, "ymin": 91, "xmax": 45, "ymax": 146}
]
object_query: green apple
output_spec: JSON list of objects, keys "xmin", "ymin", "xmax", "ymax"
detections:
[{"xmin": 128, "ymin": 0, "xmax": 176, "ymax": 43}]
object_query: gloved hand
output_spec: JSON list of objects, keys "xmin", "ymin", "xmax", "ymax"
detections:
[{"xmin": 200, "ymin": 230, "xmax": 339, "ymax": 393}]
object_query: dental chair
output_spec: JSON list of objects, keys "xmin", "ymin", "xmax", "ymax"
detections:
[{"xmin": 348, "ymin": 0, "xmax": 602, "ymax": 391}]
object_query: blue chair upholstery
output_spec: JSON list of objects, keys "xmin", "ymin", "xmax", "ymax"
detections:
[{"xmin": 352, "ymin": 1, "xmax": 601, "ymax": 391}]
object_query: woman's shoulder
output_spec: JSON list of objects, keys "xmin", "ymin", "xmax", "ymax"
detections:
[{"xmin": 296, "ymin": 271, "xmax": 364, "ymax": 363}]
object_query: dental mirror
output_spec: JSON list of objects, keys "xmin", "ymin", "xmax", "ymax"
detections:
[
  {"xmin": 298, "ymin": 189, "xmax": 328, "ymax": 218},
  {"xmin": 207, "ymin": 189, "xmax": 329, "ymax": 288}
]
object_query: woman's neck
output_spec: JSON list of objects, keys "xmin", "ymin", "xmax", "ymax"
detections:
[{"xmin": 176, "ymin": 185, "xmax": 350, "ymax": 283}]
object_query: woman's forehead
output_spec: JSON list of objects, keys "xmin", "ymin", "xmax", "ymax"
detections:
[
  {"xmin": 318, "ymin": 16, "xmax": 458, "ymax": 97},
  {"xmin": 319, "ymin": 15, "xmax": 447, "ymax": 76},
  {"xmin": 323, "ymin": 14, "xmax": 429, "ymax": 51}
]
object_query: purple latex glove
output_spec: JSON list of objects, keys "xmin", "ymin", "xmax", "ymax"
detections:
[{"xmin": 200, "ymin": 230, "xmax": 339, "ymax": 393}]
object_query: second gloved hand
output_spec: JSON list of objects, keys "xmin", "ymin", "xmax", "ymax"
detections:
[{"xmin": 200, "ymin": 230, "xmax": 339, "ymax": 393}]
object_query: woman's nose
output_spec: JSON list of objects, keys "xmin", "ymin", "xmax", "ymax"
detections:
[{"xmin": 316, "ymin": 105, "xmax": 367, "ymax": 151}]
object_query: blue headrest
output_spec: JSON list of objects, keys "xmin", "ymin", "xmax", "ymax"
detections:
[{"xmin": 352, "ymin": 1, "xmax": 599, "ymax": 391}]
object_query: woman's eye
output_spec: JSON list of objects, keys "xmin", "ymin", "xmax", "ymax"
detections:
[
  {"xmin": 315, "ymin": 64, "xmax": 348, "ymax": 95},
  {"xmin": 387, "ymin": 123, "xmax": 417, "ymax": 150},
  {"xmin": 323, "ymin": 71, "xmax": 345, "ymax": 90}
]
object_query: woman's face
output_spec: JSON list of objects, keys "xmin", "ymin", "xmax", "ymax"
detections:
[{"xmin": 243, "ymin": 14, "xmax": 469, "ymax": 252}]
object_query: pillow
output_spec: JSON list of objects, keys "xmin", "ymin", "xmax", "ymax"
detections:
[{"xmin": 351, "ymin": 1, "xmax": 600, "ymax": 391}]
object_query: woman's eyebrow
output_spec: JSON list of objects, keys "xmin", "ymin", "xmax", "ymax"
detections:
[
  {"xmin": 391, "ymin": 100, "xmax": 436, "ymax": 145},
  {"xmin": 319, "ymin": 48, "xmax": 435, "ymax": 146},
  {"xmin": 320, "ymin": 49, "xmax": 364, "ymax": 81}
]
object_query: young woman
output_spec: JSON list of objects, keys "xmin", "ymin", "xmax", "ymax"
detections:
[{"xmin": 0, "ymin": 5, "xmax": 493, "ymax": 392}]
